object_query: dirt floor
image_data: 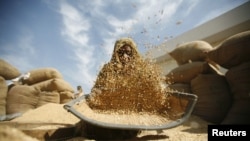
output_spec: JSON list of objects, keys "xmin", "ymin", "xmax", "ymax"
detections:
[
  {"xmin": 67, "ymin": 115, "xmax": 209, "ymax": 141},
  {"xmin": 0, "ymin": 103, "xmax": 209, "ymax": 141}
]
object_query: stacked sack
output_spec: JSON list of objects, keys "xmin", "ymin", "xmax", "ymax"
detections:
[
  {"xmin": 0, "ymin": 58, "xmax": 75, "ymax": 118},
  {"xmin": 6, "ymin": 68, "xmax": 75, "ymax": 115},
  {"xmin": 166, "ymin": 40, "xmax": 232, "ymax": 124},
  {"xmin": 0, "ymin": 59, "xmax": 21, "ymax": 118},
  {"xmin": 23, "ymin": 68, "xmax": 75, "ymax": 104},
  {"xmin": 206, "ymin": 30, "xmax": 250, "ymax": 124}
]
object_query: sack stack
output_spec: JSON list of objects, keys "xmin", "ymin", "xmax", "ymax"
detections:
[
  {"xmin": 0, "ymin": 59, "xmax": 21, "ymax": 117},
  {"xmin": 206, "ymin": 30, "xmax": 250, "ymax": 124},
  {"xmin": 0, "ymin": 76, "xmax": 8, "ymax": 117},
  {"xmin": 6, "ymin": 68, "xmax": 75, "ymax": 115},
  {"xmin": 24, "ymin": 68, "xmax": 75, "ymax": 104},
  {"xmin": 7, "ymin": 85, "xmax": 40, "ymax": 114},
  {"xmin": 166, "ymin": 40, "xmax": 232, "ymax": 124},
  {"xmin": 0, "ymin": 59, "xmax": 75, "ymax": 118}
]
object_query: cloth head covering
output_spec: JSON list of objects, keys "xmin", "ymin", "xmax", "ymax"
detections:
[{"xmin": 110, "ymin": 37, "xmax": 141, "ymax": 65}]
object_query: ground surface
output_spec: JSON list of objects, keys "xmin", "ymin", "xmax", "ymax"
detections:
[
  {"xmin": 67, "ymin": 115, "xmax": 209, "ymax": 141},
  {"xmin": 1, "ymin": 103, "xmax": 209, "ymax": 141}
]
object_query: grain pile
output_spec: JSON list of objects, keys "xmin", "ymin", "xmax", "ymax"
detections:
[
  {"xmin": 86, "ymin": 38, "xmax": 179, "ymax": 122},
  {"xmin": 74, "ymin": 101, "xmax": 170, "ymax": 126},
  {"xmin": 12, "ymin": 103, "xmax": 80, "ymax": 128}
]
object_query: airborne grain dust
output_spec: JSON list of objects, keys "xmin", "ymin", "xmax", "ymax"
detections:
[
  {"xmin": 88, "ymin": 59, "xmax": 170, "ymax": 114},
  {"xmin": 86, "ymin": 38, "xmax": 172, "ymax": 117}
]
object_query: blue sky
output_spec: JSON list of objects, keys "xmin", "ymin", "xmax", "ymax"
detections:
[{"xmin": 0, "ymin": 0, "xmax": 248, "ymax": 93}]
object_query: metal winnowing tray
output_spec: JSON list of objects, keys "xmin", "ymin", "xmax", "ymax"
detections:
[{"xmin": 63, "ymin": 91, "xmax": 198, "ymax": 130}]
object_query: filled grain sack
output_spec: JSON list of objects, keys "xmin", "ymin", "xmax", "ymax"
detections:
[
  {"xmin": 169, "ymin": 41, "xmax": 213, "ymax": 65},
  {"xmin": 165, "ymin": 62, "xmax": 212, "ymax": 84},
  {"xmin": 23, "ymin": 68, "xmax": 63, "ymax": 85},
  {"xmin": 0, "ymin": 59, "xmax": 21, "ymax": 80},
  {"xmin": 32, "ymin": 78, "xmax": 74, "ymax": 93},
  {"xmin": 166, "ymin": 83, "xmax": 191, "ymax": 93},
  {"xmin": 221, "ymin": 99, "xmax": 250, "ymax": 124},
  {"xmin": 59, "ymin": 91, "xmax": 74, "ymax": 104},
  {"xmin": 0, "ymin": 76, "xmax": 7, "ymax": 115},
  {"xmin": 6, "ymin": 85, "xmax": 39, "ymax": 114},
  {"xmin": 36, "ymin": 91, "xmax": 60, "ymax": 107},
  {"xmin": 225, "ymin": 62, "xmax": 250, "ymax": 100},
  {"xmin": 206, "ymin": 30, "xmax": 250, "ymax": 69},
  {"xmin": 191, "ymin": 74, "xmax": 232, "ymax": 124}
]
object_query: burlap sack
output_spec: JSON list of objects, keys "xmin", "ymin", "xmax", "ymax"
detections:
[
  {"xmin": 37, "ymin": 91, "xmax": 60, "ymax": 107},
  {"xmin": 225, "ymin": 62, "xmax": 250, "ymax": 100},
  {"xmin": 221, "ymin": 99, "xmax": 250, "ymax": 124},
  {"xmin": 0, "ymin": 76, "xmax": 7, "ymax": 115},
  {"xmin": 59, "ymin": 91, "xmax": 74, "ymax": 104},
  {"xmin": 169, "ymin": 40, "xmax": 213, "ymax": 65},
  {"xmin": 191, "ymin": 74, "xmax": 232, "ymax": 124},
  {"xmin": 206, "ymin": 30, "xmax": 250, "ymax": 69},
  {"xmin": 32, "ymin": 78, "xmax": 74, "ymax": 93},
  {"xmin": 165, "ymin": 62, "xmax": 210, "ymax": 84},
  {"xmin": 166, "ymin": 83, "xmax": 191, "ymax": 93},
  {"xmin": 23, "ymin": 68, "xmax": 63, "ymax": 85},
  {"xmin": 6, "ymin": 85, "xmax": 40, "ymax": 114},
  {"xmin": 0, "ymin": 59, "xmax": 21, "ymax": 80}
]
